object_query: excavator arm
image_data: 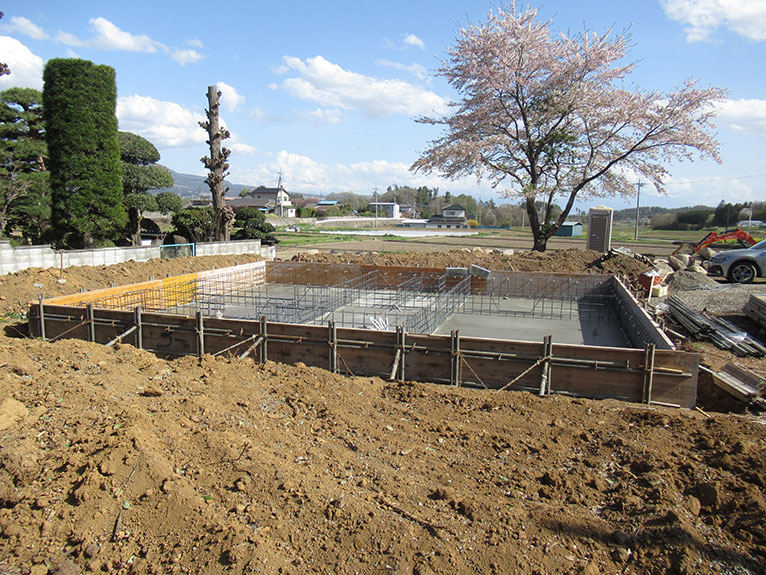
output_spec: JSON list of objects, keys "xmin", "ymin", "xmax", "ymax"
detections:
[{"xmin": 694, "ymin": 229, "xmax": 757, "ymax": 252}]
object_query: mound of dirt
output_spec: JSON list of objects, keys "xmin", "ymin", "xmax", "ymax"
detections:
[
  {"xmin": 296, "ymin": 248, "xmax": 652, "ymax": 282},
  {"xmin": 0, "ymin": 336, "xmax": 764, "ymax": 575}
]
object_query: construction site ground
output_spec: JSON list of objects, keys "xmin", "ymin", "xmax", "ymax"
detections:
[{"xmin": 1, "ymin": 248, "xmax": 764, "ymax": 575}]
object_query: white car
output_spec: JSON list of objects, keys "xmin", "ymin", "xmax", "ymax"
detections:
[{"xmin": 707, "ymin": 239, "xmax": 766, "ymax": 283}]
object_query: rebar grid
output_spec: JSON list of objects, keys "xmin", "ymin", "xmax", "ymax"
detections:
[{"xmin": 75, "ymin": 263, "xmax": 630, "ymax": 337}]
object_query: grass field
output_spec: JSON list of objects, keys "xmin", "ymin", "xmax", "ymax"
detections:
[{"xmin": 273, "ymin": 222, "xmax": 765, "ymax": 250}]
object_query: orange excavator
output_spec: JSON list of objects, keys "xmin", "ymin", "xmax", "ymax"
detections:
[{"xmin": 674, "ymin": 228, "xmax": 757, "ymax": 255}]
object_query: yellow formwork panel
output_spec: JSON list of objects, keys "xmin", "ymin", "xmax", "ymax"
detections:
[{"xmin": 41, "ymin": 271, "xmax": 201, "ymax": 311}]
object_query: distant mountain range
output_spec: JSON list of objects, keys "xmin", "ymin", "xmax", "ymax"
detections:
[{"xmin": 150, "ymin": 170, "xmax": 251, "ymax": 198}]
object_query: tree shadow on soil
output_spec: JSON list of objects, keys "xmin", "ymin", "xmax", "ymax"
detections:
[{"xmin": 539, "ymin": 515, "xmax": 764, "ymax": 573}]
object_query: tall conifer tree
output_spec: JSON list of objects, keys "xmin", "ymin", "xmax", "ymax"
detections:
[{"xmin": 43, "ymin": 58, "xmax": 125, "ymax": 248}]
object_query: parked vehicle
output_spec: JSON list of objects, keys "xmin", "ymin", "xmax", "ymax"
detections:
[{"xmin": 707, "ymin": 239, "xmax": 766, "ymax": 283}]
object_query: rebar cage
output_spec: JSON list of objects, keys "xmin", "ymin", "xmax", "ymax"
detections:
[{"xmin": 69, "ymin": 262, "xmax": 637, "ymax": 333}]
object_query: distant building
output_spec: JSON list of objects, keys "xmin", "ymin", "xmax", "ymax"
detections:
[
  {"xmin": 736, "ymin": 220, "xmax": 766, "ymax": 228},
  {"xmin": 368, "ymin": 202, "xmax": 400, "ymax": 219},
  {"xmin": 425, "ymin": 204, "xmax": 468, "ymax": 228},
  {"xmin": 554, "ymin": 222, "xmax": 583, "ymax": 237},
  {"xmin": 398, "ymin": 204, "xmax": 468, "ymax": 229},
  {"xmin": 227, "ymin": 186, "xmax": 295, "ymax": 218},
  {"xmin": 312, "ymin": 199, "xmax": 340, "ymax": 213}
]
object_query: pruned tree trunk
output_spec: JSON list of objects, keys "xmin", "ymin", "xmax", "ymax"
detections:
[
  {"xmin": 200, "ymin": 86, "xmax": 232, "ymax": 242},
  {"xmin": 128, "ymin": 207, "xmax": 142, "ymax": 247}
]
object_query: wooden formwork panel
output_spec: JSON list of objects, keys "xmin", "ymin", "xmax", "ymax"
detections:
[{"xmin": 29, "ymin": 301, "xmax": 699, "ymax": 408}]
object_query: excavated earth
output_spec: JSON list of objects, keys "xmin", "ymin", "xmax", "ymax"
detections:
[{"xmin": 0, "ymin": 250, "xmax": 764, "ymax": 575}]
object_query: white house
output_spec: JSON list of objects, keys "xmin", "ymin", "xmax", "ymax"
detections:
[
  {"xmin": 227, "ymin": 186, "xmax": 295, "ymax": 217},
  {"xmin": 368, "ymin": 202, "xmax": 401, "ymax": 218}
]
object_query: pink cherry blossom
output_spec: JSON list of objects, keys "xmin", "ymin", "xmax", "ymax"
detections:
[{"xmin": 412, "ymin": 3, "xmax": 725, "ymax": 251}]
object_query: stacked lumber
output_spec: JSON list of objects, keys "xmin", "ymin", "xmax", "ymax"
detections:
[
  {"xmin": 702, "ymin": 363, "xmax": 766, "ymax": 405},
  {"xmin": 744, "ymin": 294, "xmax": 766, "ymax": 329},
  {"xmin": 667, "ymin": 296, "xmax": 766, "ymax": 357}
]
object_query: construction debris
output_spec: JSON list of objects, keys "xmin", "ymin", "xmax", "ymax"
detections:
[
  {"xmin": 744, "ymin": 294, "xmax": 766, "ymax": 329},
  {"xmin": 700, "ymin": 363, "xmax": 766, "ymax": 406},
  {"xmin": 666, "ymin": 295, "xmax": 766, "ymax": 357},
  {"xmin": 587, "ymin": 247, "xmax": 655, "ymax": 270}
]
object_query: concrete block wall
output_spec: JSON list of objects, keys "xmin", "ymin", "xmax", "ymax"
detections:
[{"xmin": 0, "ymin": 240, "xmax": 273, "ymax": 275}]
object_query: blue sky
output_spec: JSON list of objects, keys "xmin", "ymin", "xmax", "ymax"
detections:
[{"xmin": 1, "ymin": 0, "xmax": 765, "ymax": 210}]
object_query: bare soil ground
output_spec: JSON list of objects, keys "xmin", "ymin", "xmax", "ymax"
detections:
[{"xmin": 1, "ymin": 250, "xmax": 765, "ymax": 575}]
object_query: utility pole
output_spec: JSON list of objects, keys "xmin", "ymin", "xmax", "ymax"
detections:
[
  {"xmin": 634, "ymin": 180, "xmax": 645, "ymax": 241},
  {"xmin": 374, "ymin": 187, "xmax": 378, "ymax": 228}
]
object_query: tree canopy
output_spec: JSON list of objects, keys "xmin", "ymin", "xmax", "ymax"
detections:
[
  {"xmin": 117, "ymin": 131, "xmax": 174, "ymax": 246},
  {"xmin": 44, "ymin": 58, "xmax": 125, "ymax": 248},
  {"xmin": 412, "ymin": 3, "xmax": 724, "ymax": 251},
  {"xmin": 0, "ymin": 87, "xmax": 49, "ymax": 239}
]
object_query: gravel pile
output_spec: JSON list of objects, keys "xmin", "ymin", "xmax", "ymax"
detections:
[
  {"xmin": 666, "ymin": 270, "xmax": 721, "ymax": 291},
  {"xmin": 666, "ymin": 283, "xmax": 766, "ymax": 315}
]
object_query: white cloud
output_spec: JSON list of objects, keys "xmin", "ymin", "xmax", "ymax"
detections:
[
  {"xmin": 5, "ymin": 16, "xmax": 49, "ymax": 40},
  {"xmin": 217, "ymin": 81, "xmax": 246, "ymax": 112},
  {"xmin": 229, "ymin": 142, "xmax": 258, "ymax": 156},
  {"xmin": 661, "ymin": 0, "xmax": 766, "ymax": 42},
  {"xmin": 299, "ymin": 108, "xmax": 342, "ymax": 125},
  {"xmin": 0, "ymin": 36, "xmax": 44, "ymax": 90},
  {"xmin": 56, "ymin": 17, "xmax": 166, "ymax": 52},
  {"xmin": 377, "ymin": 59, "xmax": 429, "ymax": 80},
  {"xmin": 275, "ymin": 55, "xmax": 448, "ymax": 118},
  {"xmin": 186, "ymin": 38, "xmax": 204, "ymax": 49},
  {"xmin": 403, "ymin": 33, "xmax": 425, "ymax": 49},
  {"xmin": 117, "ymin": 95, "xmax": 206, "ymax": 148},
  {"xmin": 54, "ymin": 31, "xmax": 85, "ymax": 47},
  {"xmin": 172, "ymin": 48, "xmax": 204, "ymax": 65},
  {"xmin": 229, "ymin": 150, "xmax": 482, "ymax": 197},
  {"xmin": 713, "ymin": 98, "xmax": 766, "ymax": 134}
]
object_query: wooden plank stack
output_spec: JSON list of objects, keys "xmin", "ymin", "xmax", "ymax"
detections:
[
  {"xmin": 744, "ymin": 294, "xmax": 766, "ymax": 329},
  {"xmin": 667, "ymin": 296, "xmax": 766, "ymax": 357}
]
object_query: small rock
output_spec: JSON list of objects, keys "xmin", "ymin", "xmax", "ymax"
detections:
[
  {"xmin": 583, "ymin": 563, "xmax": 601, "ymax": 575},
  {"xmin": 83, "ymin": 543, "xmax": 100, "ymax": 558},
  {"xmin": 0, "ymin": 397, "xmax": 29, "ymax": 431},
  {"xmin": 697, "ymin": 482, "xmax": 720, "ymax": 508},
  {"xmin": 2, "ymin": 522, "xmax": 23, "ymax": 538},
  {"xmin": 610, "ymin": 547, "xmax": 632, "ymax": 563},
  {"xmin": 140, "ymin": 387, "xmax": 163, "ymax": 397},
  {"xmin": 50, "ymin": 560, "xmax": 80, "ymax": 575},
  {"xmin": 685, "ymin": 495, "xmax": 701, "ymax": 516},
  {"xmin": 697, "ymin": 247, "xmax": 715, "ymax": 260},
  {"xmin": 30, "ymin": 566, "xmax": 48, "ymax": 575},
  {"xmin": 668, "ymin": 256, "xmax": 685, "ymax": 271}
]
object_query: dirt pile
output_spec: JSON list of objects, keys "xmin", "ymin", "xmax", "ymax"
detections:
[
  {"xmin": 296, "ymin": 248, "xmax": 652, "ymax": 281},
  {"xmin": 1, "ymin": 336, "xmax": 764, "ymax": 575}
]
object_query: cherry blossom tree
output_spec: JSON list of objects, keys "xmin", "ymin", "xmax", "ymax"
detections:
[{"xmin": 412, "ymin": 3, "xmax": 725, "ymax": 251}]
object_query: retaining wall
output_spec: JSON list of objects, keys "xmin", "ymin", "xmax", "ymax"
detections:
[{"xmin": 0, "ymin": 240, "xmax": 274, "ymax": 275}]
